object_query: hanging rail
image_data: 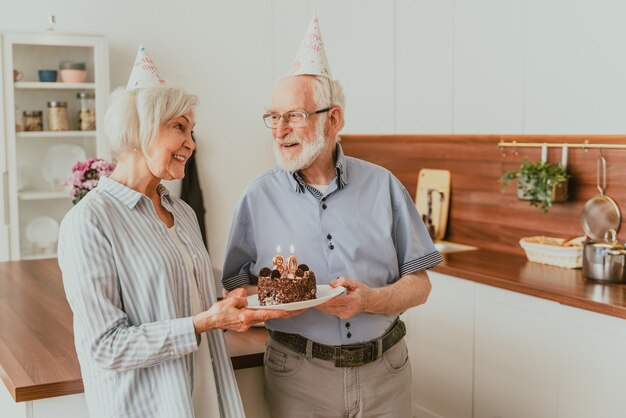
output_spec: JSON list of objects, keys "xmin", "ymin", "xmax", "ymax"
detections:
[{"xmin": 498, "ymin": 139, "xmax": 626, "ymax": 150}]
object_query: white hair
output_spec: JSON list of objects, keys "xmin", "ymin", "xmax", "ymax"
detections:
[
  {"xmin": 310, "ymin": 76, "xmax": 345, "ymax": 132},
  {"xmin": 104, "ymin": 85, "xmax": 197, "ymax": 158}
]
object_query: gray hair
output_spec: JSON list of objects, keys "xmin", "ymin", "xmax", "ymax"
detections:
[
  {"xmin": 104, "ymin": 85, "xmax": 197, "ymax": 158},
  {"xmin": 310, "ymin": 76, "xmax": 345, "ymax": 131}
]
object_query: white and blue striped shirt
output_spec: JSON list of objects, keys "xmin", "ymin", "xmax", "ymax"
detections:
[{"xmin": 58, "ymin": 176, "xmax": 244, "ymax": 418}]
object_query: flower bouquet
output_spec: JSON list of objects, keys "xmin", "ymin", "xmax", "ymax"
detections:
[{"xmin": 64, "ymin": 157, "xmax": 116, "ymax": 205}]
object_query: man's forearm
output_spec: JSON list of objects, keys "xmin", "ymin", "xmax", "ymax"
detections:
[{"xmin": 363, "ymin": 270, "xmax": 432, "ymax": 315}]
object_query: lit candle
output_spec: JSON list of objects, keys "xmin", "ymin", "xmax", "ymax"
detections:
[
  {"xmin": 286, "ymin": 244, "xmax": 298, "ymax": 274},
  {"xmin": 272, "ymin": 245, "xmax": 285, "ymax": 274}
]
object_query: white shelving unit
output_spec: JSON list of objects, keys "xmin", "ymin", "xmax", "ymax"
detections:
[{"xmin": 0, "ymin": 32, "xmax": 110, "ymax": 261}]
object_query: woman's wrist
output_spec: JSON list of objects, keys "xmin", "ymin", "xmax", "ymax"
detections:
[{"xmin": 193, "ymin": 311, "xmax": 216, "ymax": 334}]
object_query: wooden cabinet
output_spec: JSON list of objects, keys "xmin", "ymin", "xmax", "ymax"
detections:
[
  {"xmin": 407, "ymin": 272, "xmax": 626, "ymax": 418},
  {"xmin": 0, "ymin": 32, "xmax": 110, "ymax": 261}
]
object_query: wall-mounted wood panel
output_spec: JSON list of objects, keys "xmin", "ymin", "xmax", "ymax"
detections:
[{"xmin": 341, "ymin": 135, "xmax": 626, "ymax": 255}]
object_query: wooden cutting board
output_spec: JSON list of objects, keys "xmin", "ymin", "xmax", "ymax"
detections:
[{"xmin": 415, "ymin": 169, "xmax": 451, "ymax": 240}]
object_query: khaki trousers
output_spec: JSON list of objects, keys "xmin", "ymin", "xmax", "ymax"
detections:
[{"xmin": 264, "ymin": 336, "xmax": 413, "ymax": 418}]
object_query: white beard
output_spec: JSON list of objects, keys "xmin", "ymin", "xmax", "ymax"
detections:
[{"xmin": 273, "ymin": 117, "xmax": 327, "ymax": 172}]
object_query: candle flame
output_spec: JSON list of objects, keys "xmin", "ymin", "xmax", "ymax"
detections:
[
  {"xmin": 276, "ymin": 245, "xmax": 281, "ymax": 253},
  {"xmin": 290, "ymin": 245, "xmax": 295, "ymax": 254}
]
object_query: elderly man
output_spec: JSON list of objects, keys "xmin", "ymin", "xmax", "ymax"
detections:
[{"xmin": 222, "ymin": 16, "xmax": 441, "ymax": 418}]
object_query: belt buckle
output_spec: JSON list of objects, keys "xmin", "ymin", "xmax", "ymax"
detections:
[{"xmin": 334, "ymin": 342, "xmax": 375, "ymax": 367}]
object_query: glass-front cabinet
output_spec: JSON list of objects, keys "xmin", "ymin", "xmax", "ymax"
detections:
[{"xmin": 0, "ymin": 32, "xmax": 110, "ymax": 261}]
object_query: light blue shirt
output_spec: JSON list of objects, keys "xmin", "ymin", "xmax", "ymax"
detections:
[
  {"xmin": 222, "ymin": 144, "xmax": 442, "ymax": 345},
  {"xmin": 58, "ymin": 176, "xmax": 244, "ymax": 418}
]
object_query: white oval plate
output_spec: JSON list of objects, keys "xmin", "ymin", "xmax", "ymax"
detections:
[
  {"xmin": 42, "ymin": 144, "xmax": 86, "ymax": 187},
  {"xmin": 246, "ymin": 285, "xmax": 346, "ymax": 311},
  {"xmin": 26, "ymin": 216, "xmax": 59, "ymax": 247}
]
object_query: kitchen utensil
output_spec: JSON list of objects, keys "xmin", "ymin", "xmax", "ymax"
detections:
[
  {"xmin": 581, "ymin": 154, "xmax": 621, "ymax": 240},
  {"xmin": 42, "ymin": 144, "xmax": 86, "ymax": 190},
  {"xmin": 415, "ymin": 169, "xmax": 451, "ymax": 240},
  {"xmin": 59, "ymin": 61, "xmax": 86, "ymax": 83},
  {"xmin": 583, "ymin": 229, "xmax": 626, "ymax": 283},
  {"xmin": 13, "ymin": 69, "xmax": 23, "ymax": 82},
  {"xmin": 38, "ymin": 69, "xmax": 57, "ymax": 82}
]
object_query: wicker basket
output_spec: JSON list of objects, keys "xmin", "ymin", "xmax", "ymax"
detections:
[{"xmin": 519, "ymin": 237, "xmax": 583, "ymax": 269}]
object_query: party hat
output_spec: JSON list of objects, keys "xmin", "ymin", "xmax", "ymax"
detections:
[
  {"xmin": 126, "ymin": 45, "xmax": 165, "ymax": 90},
  {"xmin": 289, "ymin": 15, "xmax": 332, "ymax": 78}
]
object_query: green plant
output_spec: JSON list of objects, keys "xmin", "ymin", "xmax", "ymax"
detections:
[{"xmin": 499, "ymin": 158, "xmax": 569, "ymax": 213}]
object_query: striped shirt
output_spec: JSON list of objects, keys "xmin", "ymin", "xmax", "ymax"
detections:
[
  {"xmin": 222, "ymin": 144, "xmax": 442, "ymax": 346},
  {"xmin": 58, "ymin": 176, "xmax": 244, "ymax": 418}
]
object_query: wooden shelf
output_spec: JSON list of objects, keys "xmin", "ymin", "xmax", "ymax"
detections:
[
  {"xmin": 16, "ymin": 130, "xmax": 96, "ymax": 139},
  {"xmin": 14, "ymin": 81, "xmax": 96, "ymax": 90},
  {"xmin": 18, "ymin": 191, "xmax": 69, "ymax": 201}
]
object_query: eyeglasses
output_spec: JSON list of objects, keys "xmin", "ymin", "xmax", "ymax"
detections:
[{"xmin": 262, "ymin": 107, "xmax": 331, "ymax": 129}]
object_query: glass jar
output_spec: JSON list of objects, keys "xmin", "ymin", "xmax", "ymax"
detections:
[
  {"xmin": 23, "ymin": 111, "xmax": 43, "ymax": 131},
  {"xmin": 47, "ymin": 101, "xmax": 69, "ymax": 131},
  {"xmin": 77, "ymin": 92, "xmax": 96, "ymax": 131}
]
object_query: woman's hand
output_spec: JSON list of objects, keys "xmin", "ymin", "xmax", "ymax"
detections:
[{"xmin": 193, "ymin": 288, "xmax": 302, "ymax": 333}]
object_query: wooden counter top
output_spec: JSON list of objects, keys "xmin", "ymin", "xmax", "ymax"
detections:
[
  {"xmin": 3, "ymin": 252, "xmax": 626, "ymax": 403},
  {"xmin": 0, "ymin": 259, "xmax": 266, "ymax": 403},
  {"xmin": 434, "ymin": 248, "xmax": 626, "ymax": 319}
]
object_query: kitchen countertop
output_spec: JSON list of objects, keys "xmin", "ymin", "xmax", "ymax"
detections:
[
  {"xmin": 435, "ymin": 248, "xmax": 626, "ymax": 318},
  {"xmin": 2, "ymin": 251, "xmax": 626, "ymax": 402}
]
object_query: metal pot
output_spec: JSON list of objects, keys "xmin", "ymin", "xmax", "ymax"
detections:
[{"xmin": 583, "ymin": 229, "xmax": 626, "ymax": 283}]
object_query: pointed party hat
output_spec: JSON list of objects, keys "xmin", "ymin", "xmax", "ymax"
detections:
[
  {"xmin": 288, "ymin": 15, "xmax": 332, "ymax": 78},
  {"xmin": 126, "ymin": 45, "xmax": 165, "ymax": 90}
]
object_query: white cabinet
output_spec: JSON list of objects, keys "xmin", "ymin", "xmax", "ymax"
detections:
[
  {"xmin": 405, "ymin": 271, "xmax": 474, "ymax": 418},
  {"xmin": 558, "ymin": 305, "xmax": 626, "ymax": 418},
  {"xmin": 0, "ymin": 32, "xmax": 109, "ymax": 261},
  {"xmin": 473, "ymin": 283, "xmax": 561, "ymax": 418},
  {"xmin": 407, "ymin": 273, "xmax": 626, "ymax": 418}
]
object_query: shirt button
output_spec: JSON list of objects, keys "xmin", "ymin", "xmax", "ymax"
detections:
[
  {"xmin": 322, "ymin": 204, "xmax": 327, "ymax": 210},
  {"xmin": 329, "ymin": 244, "xmax": 334, "ymax": 250},
  {"xmin": 345, "ymin": 322, "xmax": 350, "ymax": 328},
  {"xmin": 347, "ymin": 332, "xmax": 352, "ymax": 339},
  {"xmin": 327, "ymin": 234, "xmax": 332, "ymax": 240}
]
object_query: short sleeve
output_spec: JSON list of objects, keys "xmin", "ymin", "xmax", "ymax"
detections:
[{"xmin": 390, "ymin": 177, "xmax": 442, "ymax": 276}]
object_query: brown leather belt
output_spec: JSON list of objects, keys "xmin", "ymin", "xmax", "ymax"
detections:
[{"xmin": 268, "ymin": 319, "xmax": 406, "ymax": 367}]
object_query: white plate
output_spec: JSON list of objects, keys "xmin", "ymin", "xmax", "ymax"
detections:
[
  {"xmin": 42, "ymin": 144, "xmax": 86, "ymax": 189},
  {"xmin": 25, "ymin": 216, "xmax": 59, "ymax": 247},
  {"xmin": 246, "ymin": 285, "xmax": 346, "ymax": 311}
]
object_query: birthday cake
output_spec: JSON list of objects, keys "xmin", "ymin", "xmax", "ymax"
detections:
[{"xmin": 257, "ymin": 252, "xmax": 317, "ymax": 306}]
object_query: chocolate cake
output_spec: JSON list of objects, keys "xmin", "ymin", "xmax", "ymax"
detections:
[{"xmin": 257, "ymin": 264, "xmax": 317, "ymax": 306}]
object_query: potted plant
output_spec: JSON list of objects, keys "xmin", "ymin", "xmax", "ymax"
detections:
[{"xmin": 499, "ymin": 158, "xmax": 569, "ymax": 213}]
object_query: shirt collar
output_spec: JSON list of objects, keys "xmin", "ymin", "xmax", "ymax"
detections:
[
  {"xmin": 287, "ymin": 143, "xmax": 348, "ymax": 193},
  {"xmin": 98, "ymin": 176, "xmax": 172, "ymax": 209}
]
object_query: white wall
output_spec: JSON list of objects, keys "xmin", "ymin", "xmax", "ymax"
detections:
[{"xmin": 2, "ymin": 0, "xmax": 625, "ymax": 268}]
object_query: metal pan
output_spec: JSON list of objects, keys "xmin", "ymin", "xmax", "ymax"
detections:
[{"xmin": 581, "ymin": 154, "xmax": 621, "ymax": 240}]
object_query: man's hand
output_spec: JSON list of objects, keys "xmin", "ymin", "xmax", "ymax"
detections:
[
  {"xmin": 316, "ymin": 271, "xmax": 432, "ymax": 318},
  {"xmin": 316, "ymin": 277, "xmax": 373, "ymax": 320}
]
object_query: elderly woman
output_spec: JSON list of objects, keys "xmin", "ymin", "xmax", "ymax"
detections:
[{"xmin": 58, "ymin": 83, "xmax": 287, "ymax": 418}]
